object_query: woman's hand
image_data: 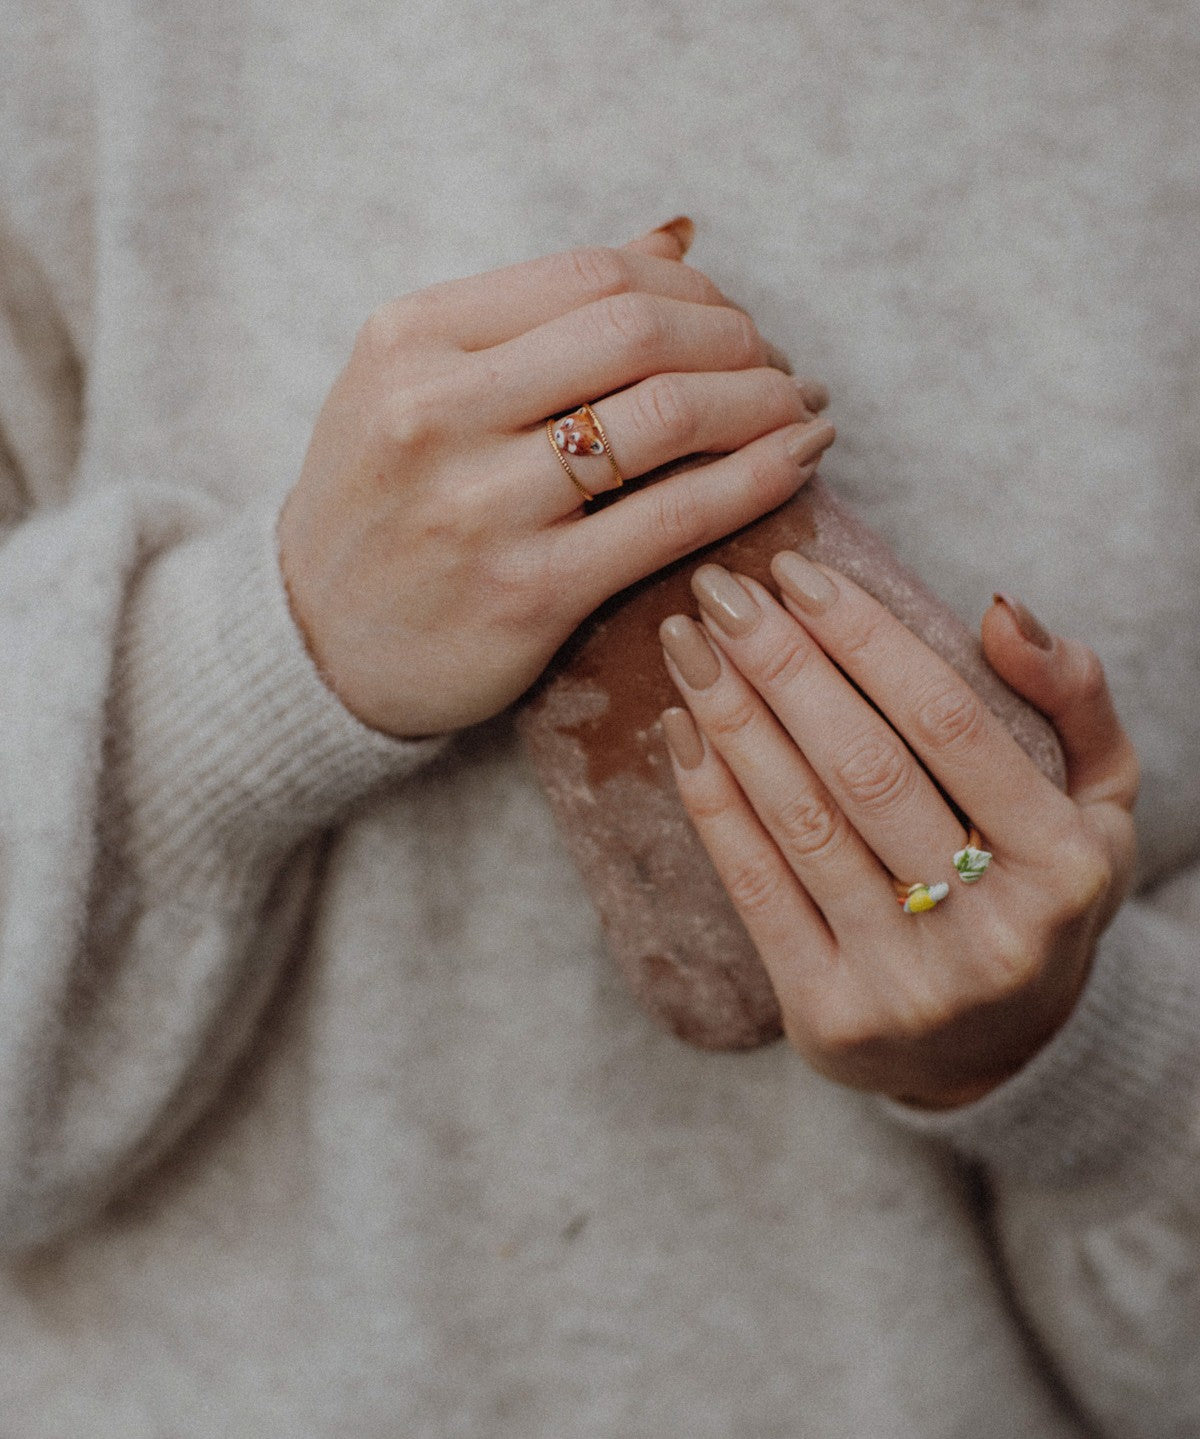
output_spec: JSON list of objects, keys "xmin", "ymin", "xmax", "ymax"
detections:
[
  {"xmin": 277, "ymin": 221, "xmax": 834, "ymax": 738},
  {"xmin": 659, "ymin": 558, "xmax": 1139, "ymax": 1108}
]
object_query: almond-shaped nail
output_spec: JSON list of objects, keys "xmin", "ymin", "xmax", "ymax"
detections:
[
  {"xmin": 786, "ymin": 419, "xmax": 836, "ymax": 466},
  {"xmin": 691, "ymin": 564, "xmax": 759, "ymax": 636},
  {"xmin": 661, "ymin": 706, "xmax": 705, "ymax": 769},
  {"xmin": 660, "ymin": 614, "xmax": 721, "ymax": 689},
  {"xmin": 993, "ymin": 593, "xmax": 1054, "ymax": 651},
  {"xmin": 771, "ymin": 550, "xmax": 837, "ymax": 614},
  {"xmin": 796, "ymin": 379, "xmax": 831, "ymax": 413},
  {"xmin": 654, "ymin": 215, "xmax": 695, "ymax": 255}
]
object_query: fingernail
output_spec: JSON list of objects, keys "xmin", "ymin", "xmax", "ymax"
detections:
[
  {"xmin": 796, "ymin": 379, "xmax": 831, "ymax": 413},
  {"xmin": 786, "ymin": 419, "xmax": 836, "ymax": 465},
  {"xmin": 654, "ymin": 215, "xmax": 695, "ymax": 255},
  {"xmin": 771, "ymin": 550, "xmax": 837, "ymax": 615},
  {"xmin": 993, "ymin": 593, "xmax": 1054, "ymax": 651},
  {"xmin": 691, "ymin": 564, "xmax": 759, "ymax": 636},
  {"xmin": 661, "ymin": 707, "xmax": 705, "ymax": 769},
  {"xmin": 660, "ymin": 614, "xmax": 721, "ymax": 689},
  {"xmin": 765, "ymin": 341, "xmax": 794, "ymax": 375}
]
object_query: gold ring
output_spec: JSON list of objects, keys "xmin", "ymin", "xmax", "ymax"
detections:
[
  {"xmin": 547, "ymin": 403, "xmax": 625, "ymax": 500},
  {"xmin": 893, "ymin": 827, "xmax": 992, "ymax": 913},
  {"xmin": 545, "ymin": 421, "xmax": 592, "ymax": 500}
]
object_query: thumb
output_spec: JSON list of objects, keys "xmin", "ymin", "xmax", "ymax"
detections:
[{"xmin": 982, "ymin": 593, "xmax": 1140, "ymax": 811}]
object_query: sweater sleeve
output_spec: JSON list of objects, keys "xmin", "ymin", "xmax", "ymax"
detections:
[
  {"xmin": 882, "ymin": 864, "xmax": 1200, "ymax": 1435},
  {"xmin": 0, "ymin": 298, "xmax": 446, "ymax": 1258}
]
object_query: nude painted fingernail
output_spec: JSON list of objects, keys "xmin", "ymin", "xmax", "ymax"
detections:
[
  {"xmin": 771, "ymin": 550, "xmax": 837, "ymax": 614},
  {"xmin": 691, "ymin": 564, "xmax": 759, "ymax": 636},
  {"xmin": 661, "ymin": 706, "xmax": 705, "ymax": 769},
  {"xmin": 654, "ymin": 215, "xmax": 695, "ymax": 254},
  {"xmin": 993, "ymin": 592, "xmax": 1054, "ymax": 651},
  {"xmin": 786, "ymin": 419, "xmax": 836, "ymax": 465},
  {"xmin": 796, "ymin": 379, "xmax": 831, "ymax": 413},
  {"xmin": 659, "ymin": 614, "xmax": 721, "ymax": 689}
]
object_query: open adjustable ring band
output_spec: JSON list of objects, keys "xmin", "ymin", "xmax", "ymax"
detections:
[
  {"xmin": 547, "ymin": 403, "xmax": 625, "ymax": 500},
  {"xmin": 893, "ymin": 827, "xmax": 992, "ymax": 914},
  {"xmin": 545, "ymin": 423, "xmax": 593, "ymax": 500}
]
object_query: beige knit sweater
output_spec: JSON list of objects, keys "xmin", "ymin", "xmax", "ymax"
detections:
[{"xmin": 2, "ymin": 2, "xmax": 1198, "ymax": 1435}]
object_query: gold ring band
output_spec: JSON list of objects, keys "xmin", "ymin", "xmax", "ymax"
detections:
[
  {"xmin": 547, "ymin": 403, "xmax": 625, "ymax": 501},
  {"xmin": 545, "ymin": 421, "xmax": 593, "ymax": 501},
  {"xmin": 585, "ymin": 405, "xmax": 625, "ymax": 489}
]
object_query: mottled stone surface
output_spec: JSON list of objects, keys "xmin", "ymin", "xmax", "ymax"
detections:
[{"xmin": 516, "ymin": 477, "xmax": 1066, "ymax": 1050}]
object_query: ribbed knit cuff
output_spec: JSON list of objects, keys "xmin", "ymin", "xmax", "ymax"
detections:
[
  {"xmin": 108, "ymin": 499, "xmax": 448, "ymax": 900},
  {"xmin": 881, "ymin": 899, "xmax": 1200, "ymax": 1189}
]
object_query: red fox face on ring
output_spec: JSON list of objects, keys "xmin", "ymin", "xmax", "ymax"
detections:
[{"xmin": 553, "ymin": 409, "xmax": 606, "ymax": 458}]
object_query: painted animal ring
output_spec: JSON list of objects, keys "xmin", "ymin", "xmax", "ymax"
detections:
[{"xmin": 546, "ymin": 403, "xmax": 625, "ymax": 500}]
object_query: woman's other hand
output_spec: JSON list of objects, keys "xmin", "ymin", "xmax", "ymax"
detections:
[
  {"xmin": 277, "ymin": 221, "xmax": 834, "ymax": 738},
  {"xmin": 659, "ymin": 560, "xmax": 1139, "ymax": 1108}
]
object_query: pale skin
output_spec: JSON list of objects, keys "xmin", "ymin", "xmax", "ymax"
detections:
[
  {"xmin": 278, "ymin": 220, "xmax": 834, "ymax": 738},
  {"xmin": 279, "ymin": 219, "xmax": 1139, "ymax": 1109},
  {"xmin": 660, "ymin": 562, "xmax": 1139, "ymax": 1109}
]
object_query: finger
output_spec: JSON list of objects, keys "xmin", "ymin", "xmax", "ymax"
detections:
[
  {"xmin": 659, "ymin": 617, "xmax": 897, "ymax": 932},
  {"xmin": 795, "ymin": 379, "xmax": 831, "ymax": 413},
  {"xmin": 623, "ymin": 216, "xmax": 695, "ymax": 260},
  {"xmin": 688, "ymin": 566, "xmax": 973, "ymax": 886},
  {"xmin": 658, "ymin": 703, "xmax": 837, "ymax": 1009},
  {"xmin": 983, "ymin": 595, "xmax": 1140, "ymax": 811},
  {"xmin": 553, "ymin": 419, "xmax": 835, "ymax": 602},
  {"xmin": 519, "ymin": 368, "xmax": 816, "ymax": 523},
  {"xmin": 768, "ymin": 552, "xmax": 1078, "ymax": 857},
  {"xmin": 482, "ymin": 294, "xmax": 777, "ymax": 428},
  {"xmin": 622, "ymin": 220, "xmax": 803, "ymax": 379},
  {"xmin": 394, "ymin": 244, "xmax": 732, "ymax": 353}
]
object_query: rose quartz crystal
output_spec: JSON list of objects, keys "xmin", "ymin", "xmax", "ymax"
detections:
[{"xmin": 515, "ymin": 477, "xmax": 1066, "ymax": 1050}]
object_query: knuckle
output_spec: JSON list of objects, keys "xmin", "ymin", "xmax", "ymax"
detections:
[
  {"xmin": 1048, "ymin": 836, "xmax": 1114, "ymax": 919},
  {"xmin": 351, "ymin": 306, "xmax": 397, "ymax": 362},
  {"xmin": 1072, "ymin": 645, "xmax": 1109, "ymax": 706},
  {"xmin": 354, "ymin": 301, "xmax": 409, "ymax": 362},
  {"xmin": 635, "ymin": 374, "xmax": 696, "ymax": 449},
  {"xmin": 833, "ymin": 734, "xmax": 913, "ymax": 814},
  {"xmin": 761, "ymin": 365, "xmax": 805, "ymax": 418},
  {"xmin": 564, "ymin": 245, "xmax": 632, "ymax": 302},
  {"xmin": 395, "ymin": 283, "xmax": 449, "ymax": 337},
  {"xmin": 836, "ymin": 608, "xmax": 888, "ymax": 667},
  {"xmin": 648, "ymin": 482, "xmax": 706, "ymax": 561},
  {"xmin": 724, "ymin": 307, "xmax": 762, "ymax": 367},
  {"xmin": 683, "ymin": 268, "xmax": 727, "ymax": 306},
  {"xmin": 722, "ymin": 859, "xmax": 786, "ymax": 920},
  {"xmin": 975, "ymin": 913, "xmax": 1042, "ymax": 996},
  {"xmin": 740, "ymin": 445, "xmax": 793, "ymax": 512},
  {"xmin": 684, "ymin": 780, "xmax": 735, "ymax": 825},
  {"xmin": 912, "ymin": 679, "xmax": 989, "ymax": 754},
  {"xmin": 379, "ymin": 385, "xmax": 443, "ymax": 453},
  {"xmin": 705, "ymin": 690, "xmax": 759, "ymax": 743},
  {"xmin": 596, "ymin": 292, "xmax": 667, "ymax": 360},
  {"xmin": 757, "ymin": 634, "xmax": 815, "ymax": 691},
  {"xmin": 773, "ymin": 790, "xmax": 844, "ymax": 861}
]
